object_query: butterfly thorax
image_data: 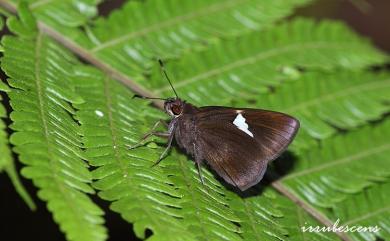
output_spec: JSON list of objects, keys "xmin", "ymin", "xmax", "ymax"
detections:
[{"xmin": 168, "ymin": 102, "xmax": 200, "ymax": 157}]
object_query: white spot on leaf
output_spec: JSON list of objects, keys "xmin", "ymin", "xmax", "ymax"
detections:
[
  {"xmin": 95, "ymin": 110, "xmax": 104, "ymax": 117},
  {"xmin": 233, "ymin": 113, "xmax": 254, "ymax": 137}
]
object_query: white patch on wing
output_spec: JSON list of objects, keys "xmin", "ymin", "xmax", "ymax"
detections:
[{"xmin": 233, "ymin": 113, "xmax": 254, "ymax": 137}]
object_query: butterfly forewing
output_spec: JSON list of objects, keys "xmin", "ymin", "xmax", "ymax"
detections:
[{"xmin": 196, "ymin": 107, "xmax": 299, "ymax": 191}]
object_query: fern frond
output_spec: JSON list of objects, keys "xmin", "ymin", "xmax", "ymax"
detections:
[
  {"xmin": 74, "ymin": 66, "xmax": 193, "ymax": 241},
  {"xmin": 279, "ymin": 118, "xmax": 390, "ymax": 208},
  {"xmin": 272, "ymin": 188, "xmax": 338, "ymax": 241},
  {"xmin": 73, "ymin": 65, "xmax": 251, "ymax": 241},
  {"xmin": 72, "ymin": 63, "xmax": 348, "ymax": 241},
  {"xmin": 329, "ymin": 182, "xmax": 390, "ymax": 241},
  {"xmin": 2, "ymin": 3, "xmax": 325, "ymax": 240},
  {"xmin": 0, "ymin": 16, "xmax": 3, "ymax": 52},
  {"xmin": 226, "ymin": 186, "xmax": 338, "ymax": 240},
  {"xmin": 149, "ymin": 19, "xmax": 387, "ymax": 105},
  {"xmin": 86, "ymin": 0, "xmax": 313, "ymax": 72},
  {"xmin": 0, "ymin": 17, "xmax": 10, "ymax": 171},
  {"xmin": 6, "ymin": 0, "xmax": 98, "ymax": 27},
  {"xmin": 1, "ymin": 5, "xmax": 106, "ymax": 241},
  {"xmin": 163, "ymin": 152, "xmax": 243, "ymax": 241},
  {"xmin": 0, "ymin": 81, "xmax": 36, "ymax": 209},
  {"xmin": 242, "ymin": 70, "xmax": 390, "ymax": 150},
  {"xmin": 1, "ymin": 2, "xmax": 389, "ymax": 241},
  {"xmin": 3, "ymin": 0, "xmax": 314, "ymax": 78},
  {"xmin": 227, "ymin": 188, "xmax": 284, "ymax": 240},
  {"xmin": 2, "ymin": 0, "xmax": 99, "ymax": 51},
  {"xmin": 0, "ymin": 86, "xmax": 9, "ymax": 171}
]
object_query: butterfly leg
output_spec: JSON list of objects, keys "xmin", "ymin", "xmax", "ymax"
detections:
[
  {"xmin": 151, "ymin": 131, "xmax": 175, "ymax": 167},
  {"xmin": 129, "ymin": 119, "xmax": 168, "ymax": 149},
  {"xmin": 193, "ymin": 143, "xmax": 205, "ymax": 186}
]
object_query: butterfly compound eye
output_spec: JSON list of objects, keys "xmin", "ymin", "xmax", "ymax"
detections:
[{"xmin": 171, "ymin": 104, "xmax": 182, "ymax": 115}]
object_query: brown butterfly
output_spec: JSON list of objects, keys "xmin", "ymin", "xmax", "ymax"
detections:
[{"xmin": 131, "ymin": 60, "xmax": 299, "ymax": 191}]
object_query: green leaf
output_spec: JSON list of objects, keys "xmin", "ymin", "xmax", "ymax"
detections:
[
  {"xmin": 72, "ymin": 62, "xmax": 341, "ymax": 241},
  {"xmin": 75, "ymin": 67, "xmax": 188, "ymax": 240},
  {"xmin": 149, "ymin": 19, "xmax": 387, "ymax": 105},
  {"xmin": 6, "ymin": 1, "xmax": 37, "ymax": 38},
  {"xmin": 1, "ymin": 1, "xmax": 389, "ymax": 241},
  {"xmin": 5, "ymin": 0, "xmax": 100, "ymax": 48},
  {"xmin": 0, "ymin": 15, "xmax": 3, "ymax": 31},
  {"xmin": 0, "ymin": 79, "xmax": 10, "ymax": 92},
  {"xmin": 227, "ymin": 188, "xmax": 284, "ymax": 240},
  {"xmin": 279, "ymin": 118, "xmax": 390, "ymax": 208},
  {"xmin": 273, "ymin": 189, "xmax": 338, "ymax": 241},
  {"xmin": 85, "ymin": 0, "xmax": 314, "ymax": 73},
  {"xmin": 0, "ymin": 79, "xmax": 36, "ymax": 210},
  {"xmin": 328, "ymin": 182, "xmax": 390, "ymax": 241},
  {"xmin": 0, "ymin": 86, "xmax": 12, "ymax": 172},
  {"xmin": 1, "ymin": 12, "xmax": 107, "ymax": 241},
  {"xmin": 227, "ymin": 187, "xmax": 338, "ymax": 240},
  {"xmin": 73, "ymin": 65, "xmax": 241, "ymax": 241},
  {"xmin": 15, "ymin": 0, "xmax": 315, "ymax": 77},
  {"xmin": 7, "ymin": 0, "xmax": 98, "ymax": 27},
  {"xmin": 245, "ymin": 70, "xmax": 390, "ymax": 150},
  {"xmin": 0, "ymin": 96, "xmax": 11, "ymax": 171}
]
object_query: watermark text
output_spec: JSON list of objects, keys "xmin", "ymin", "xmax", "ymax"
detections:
[{"xmin": 301, "ymin": 219, "xmax": 380, "ymax": 233}]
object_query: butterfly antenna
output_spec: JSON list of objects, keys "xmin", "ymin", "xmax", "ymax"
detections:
[
  {"xmin": 159, "ymin": 59, "xmax": 179, "ymax": 98},
  {"xmin": 132, "ymin": 94, "xmax": 167, "ymax": 101}
]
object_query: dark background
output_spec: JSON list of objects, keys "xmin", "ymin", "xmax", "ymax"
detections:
[{"xmin": 1, "ymin": 0, "xmax": 389, "ymax": 241}]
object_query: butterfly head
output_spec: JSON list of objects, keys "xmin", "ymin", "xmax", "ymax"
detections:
[{"xmin": 164, "ymin": 98, "xmax": 184, "ymax": 117}]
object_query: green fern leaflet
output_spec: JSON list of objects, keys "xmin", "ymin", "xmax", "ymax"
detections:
[{"xmin": 0, "ymin": 1, "xmax": 389, "ymax": 241}]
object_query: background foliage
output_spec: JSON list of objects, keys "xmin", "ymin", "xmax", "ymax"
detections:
[{"xmin": 0, "ymin": 1, "xmax": 389, "ymax": 241}]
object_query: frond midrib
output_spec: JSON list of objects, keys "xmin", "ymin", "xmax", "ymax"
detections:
[
  {"xmin": 101, "ymin": 75, "xmax": 167, "ymax": 231},
  {"xmin": 103, "ymin": 75, "xmax": 127, "ymax": 177},
  {"xmin": 91, "ymin": 0, "xmax": 250, "ymax": 52},
  {"xmin": 33, "ymin": 32, "xmax": 95, "ymax": 236}
]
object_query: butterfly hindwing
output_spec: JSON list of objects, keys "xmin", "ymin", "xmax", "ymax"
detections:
[{"xmin": 196, "ymin": 107, "xmax": 299, "ymax": 190}]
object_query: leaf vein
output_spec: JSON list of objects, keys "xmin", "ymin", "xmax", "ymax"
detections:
[
  {"xmin": 342, "ymin": 206, "xmax": 390, "ymax": 226},
  {"xmin": 91, "ymin": 0, "xmax": 249, "ymax": 52},
  {"xmin": 286, "ymin": 79, "xmax": 390, "ymax": 113},
  {"xmin": 156, "ymin": 42, "xmax": 356, "ymax": 93}
]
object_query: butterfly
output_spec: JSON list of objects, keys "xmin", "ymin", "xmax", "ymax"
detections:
[{"xmin": 131, "ymin": 60, "xmax": 299, "ymax": 191}]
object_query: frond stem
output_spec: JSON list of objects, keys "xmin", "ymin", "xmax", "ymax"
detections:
[
  {"xmin": 0, "ymin": 0, "xmax": 163, "ymax": 109},
  {"xmin": 270, "ymin": 177, "xmax": 353, "ymax": 241}
]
